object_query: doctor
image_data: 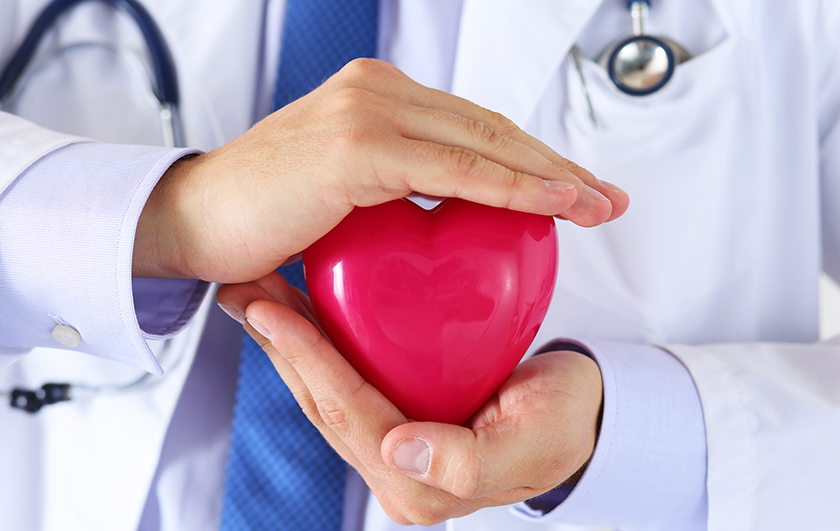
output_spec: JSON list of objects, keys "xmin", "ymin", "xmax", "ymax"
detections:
[
  {"xmin": 1, "ymin": 1, "xmax": 622, "ymax": 529},
  {"xmin": 1, "ymin": 2, "xmax": 838, "ymax": 531}
]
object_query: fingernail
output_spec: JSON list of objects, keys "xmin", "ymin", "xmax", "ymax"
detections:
[
  {"xmin": 218, "ymin": 303, "xmax": 245, "ymax": 324},
  {"xmin": 544, "ymin": 180, "xmax": 577, "ymax": 192},
  {"xmin": 392, "ymin": 437, "xmax": 430, "ymax": 476},
  {"xmin": 585, "ymin": 184, "xmax": 611, "ymax": 203},
  {"xmin": 598, "ymin": 179, "xmax": 628, "ymax": 196},
  {"xmin": 246, "ymin": 318, "xmax": 273, "ymax": 343}
]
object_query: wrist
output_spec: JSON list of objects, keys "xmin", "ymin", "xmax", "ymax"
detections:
[
  {"xmin": 522, "ymin": 349, "xmax": 602, "ymax": 514},
  {"xmin": 533, "ymin": 342, "xmax": 604, "ymax": 479},
  {"xmin": 133, "ymin": 155, "xmax": 202, "ymax": 279}
]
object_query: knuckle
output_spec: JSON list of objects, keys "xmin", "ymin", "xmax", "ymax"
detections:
[
  {"xmin": 444, "ymin": 146, "xmax": 485, "ymax": 178},
  {"xmin": 384, "ymin": 483, "xmax": 471, "ymax": 526},
  {"xmin": 488, "ymin": 110, "xmax": 521, "ymax": 135},
  {"xmin": 313, "ymin": 375, "xmax": 364, "ymax": 437},
  {"xmin": 559, "ymin": 157, "xmax": 593, "ymax": 181},
  {"xmin": 470, "ymin": 120, "xmax": 502, "ymax": 144},
  {"xmin": 326, "ymin": 88, "xmax": 386, "ymax": 145},
  {"xmin": 493, "ymin": 170, "xmax": 527, "ymax": 212},
  {"xmin": 330, "ymin": 86, "xmax": 374, "ymax": 115},
  {"xmin": 444, "ymin": 449, "xmax": 483, "ymax": 499},
  {"xmin": 469, "ymin": 120, "xmax": 520, "ymax": 159},
  {"xmin": 372, "ymin": 489, "xmax": 417, "ymax": 526},
  {"xmin": 562, "ymin": 158, "xmax": 582, "ymax": 173},
  {"xmin": 280, "ymin": 340, "xmax": 315, "ymax": 369},
  {"xmin": 315, "ymin": 397, "xmax": 351, "ymax": 437},
  {"xmin": 508, "ymin": 170, "xmax": 529, "ymax": 191},
  {"xmin": 336, "ymin": 57, "xmax": 392, "ymax": 85},
  {"xmin": 296, "ymin": 394, "xmax": 321, "ymax": 423},
  {"xmin": 478, "ymin": 121, "xmax": 518, "ymax": 151}
]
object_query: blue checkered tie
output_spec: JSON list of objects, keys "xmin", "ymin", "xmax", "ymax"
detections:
[{"xmin": 219, "ymin": 1, "xmax": 378, "ymax": 529}]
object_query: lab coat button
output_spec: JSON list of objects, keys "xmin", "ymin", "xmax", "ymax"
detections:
[{"xmin": 52, "ymin": 325, "xmax": 81, "ymax": 347}]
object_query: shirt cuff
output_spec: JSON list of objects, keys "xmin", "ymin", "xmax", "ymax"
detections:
[
  {"xmin": 133, "ymin": 277, "xmax": 209, "ymax": 338},
  {"xmin": 514, "ymin": 340, "xmax": 708, "ymax": 530},
  {"xmin": 0, "ymin": 142, "xmax": 202, "ymax": 374}
]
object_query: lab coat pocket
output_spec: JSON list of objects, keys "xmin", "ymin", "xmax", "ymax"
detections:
[
  {"xmin": 539, "ymin": 36, "xmax": 764, "ymax": 343},
  {"xmin": 566, "ymin": 36, "xmax": 743, "ymax": 154}
]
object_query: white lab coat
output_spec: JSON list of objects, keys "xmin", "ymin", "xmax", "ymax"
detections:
[{"xmin": 1, "ymin": 1, "xmax": 839, "ymax": 530}]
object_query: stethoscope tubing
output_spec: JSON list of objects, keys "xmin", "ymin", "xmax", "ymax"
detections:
[
  {"xmin": 0, "ymin": 0, "xmax": 179, "ymax": 110},
  {"xmin": 1, "ymin": 0, "xmax": 185, "ymax": 413}
]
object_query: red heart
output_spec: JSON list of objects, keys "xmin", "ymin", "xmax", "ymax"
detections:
[{"xmin": 303, "ymin": 198, "xmax": 558, "ymax": 425}]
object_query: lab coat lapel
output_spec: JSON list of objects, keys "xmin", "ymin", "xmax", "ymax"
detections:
[{"xmin": 452, "ymin": 0, "xmax": 602, "ymax": 127}]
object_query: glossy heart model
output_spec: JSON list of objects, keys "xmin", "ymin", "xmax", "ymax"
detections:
[{"xmin": 302, "ymin": 198, "xmax": 558, "ymax": 425}]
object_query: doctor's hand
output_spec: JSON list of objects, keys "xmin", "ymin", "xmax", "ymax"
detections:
[
  {"xmin": 134, "ymin": 59, "xmax": 627, "ymax": 281},
  {"xmin": 216, "ymin": 272, "xmax": 603, "ymax": 526}
]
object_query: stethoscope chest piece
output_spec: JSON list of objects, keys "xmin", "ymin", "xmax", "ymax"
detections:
[{"xmin": 598, "ymin": 0, "xmax": 691, "ymax": 96}]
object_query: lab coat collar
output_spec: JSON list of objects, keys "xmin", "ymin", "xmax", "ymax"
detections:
[{"xmin": 452, "ymin": 0, "xmax": 602, "ymax": 127}]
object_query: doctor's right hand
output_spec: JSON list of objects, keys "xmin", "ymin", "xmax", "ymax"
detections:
[{"xmin": 133, "ymin": 58, "xmax": 628, "ymax": 282}]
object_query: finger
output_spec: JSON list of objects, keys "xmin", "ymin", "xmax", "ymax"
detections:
[
  {"xmin": 402, "ymin": 81, "xmax": 630, "ymax": 220},
  {"xmin": 217, "ymin": 279, "xmax": 348, "ymax": 454},
  {"xmin": 332, "ymin": 59, "xmax": 629, "ymax": 222},
  {"xmin": 245, "ymin": 293, "xmax": 491, "ymax": 526},
  {"xmin": 385, "ymin": 105, "xmax": 617, "ymax": 227},
  {"xmin": 232, "ymin": 280, "xmax": 545, "ymax": 523},
  {"xmin": 239, "ymin": 298, "xmax": 375, "ymax": 473},
  {"xmin": 221, "ymin": 279, "xmax": 407, "ymax": 509},
  {"xmin": 289, "ymin": 285, "xmax": 322, "ymax": 330},
  {"xmin": 216, "ymin": 279, "xmax": 276, "ymax": 324},
  {"xmin": 380, "ymin": 351, "xmax": 603, "ymax": 500},
  {"xmin": 244, "ymin": 298, "xmax": 452, "ymax": 524},
  {"xmin": 281, "ymin": 252, "xmax": 302, "ymax": 266},
  {"xmin": 381, "ymin": 417, "xmax": 570, "ymax": 501},
  {"xmin": 392, "ymin": 105, "xmax": 576, "ymax": 186},
  {"xmin": 348, "ymin": 134, "xmax": 586, "ymax": 220},
  {"xmin": 244, "ymin": 298, "xmax": 408, "ymax": 471},
  {"xmin": 216, "ymin": 271, "xmax": 303, "ymax": 322},
  {"xmin": 241, "ymin": 299, "xmax": 524, "ymax": 524},
  {"xmin": 396, "ymin": 104, "xmax": 626, "ymax": 225},
  {"xmin": 286, "ymin": 87, "xmax": 584, "ymax": 222},
  {"xmin": 217, "ymin": 276, "xmax": 322, "ymax": 419},
  {"xmin": 217, "ymin": 274, "xmax": 346, "ymax": 443},
  {"xmin": 219, "ymin": 273, "xmax": 396, "ymax": 450}
]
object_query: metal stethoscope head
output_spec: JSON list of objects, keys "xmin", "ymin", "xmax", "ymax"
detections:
[{"xmin": 598, "ymin": 0, "xmax": 691, "ymax": 96}]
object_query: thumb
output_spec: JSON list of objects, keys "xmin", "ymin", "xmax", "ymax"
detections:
[{"xmin": 381, "ymin": 419, "xmax": 564, "ymax": 500}]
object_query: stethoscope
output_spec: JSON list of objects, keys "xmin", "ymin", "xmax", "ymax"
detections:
[
  {"xmin": 1, "ymin": 341, "xmax": 179, "ymax": 414},
  {"xmin": 0, "ymin": 0, "xmax": 184, "ymax": 147},
  {"xmin": 570, "ymin": 0, "xmax": 692, "ymax": 126},
  {"xmin": 0, "ymin": 0, "xmax": 184, "ymax": 413}
]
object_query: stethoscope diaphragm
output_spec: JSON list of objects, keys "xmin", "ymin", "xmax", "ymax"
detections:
[{"xmin": 598, "ymin": 0, "xmax": 691, "ymax": 96}]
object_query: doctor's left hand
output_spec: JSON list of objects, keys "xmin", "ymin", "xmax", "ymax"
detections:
[{"xmin": 216, "ymin": 272, "xmax": 603, "ymax": 526}]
